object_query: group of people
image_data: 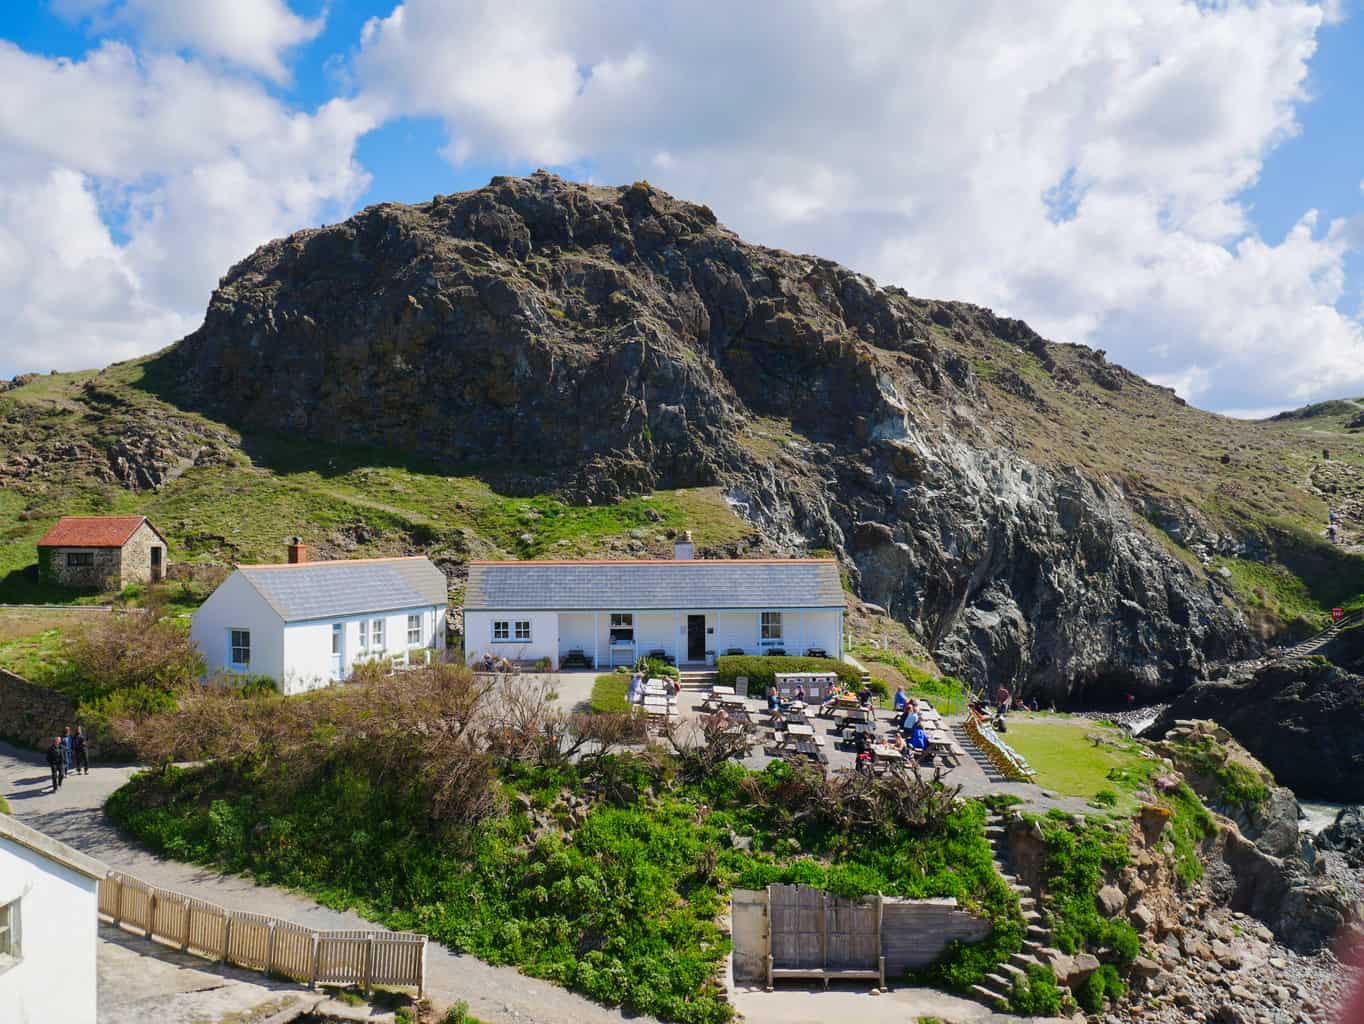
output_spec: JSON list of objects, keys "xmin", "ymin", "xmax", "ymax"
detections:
[
  {"xmin": 45, "ymin": 725, "xmax": 89, "ymax": 791},
  {"xmin": 766, "ymin": 683, "xmax": 806, "ymax": 710},
  {"xmin": 629, "ymin": 671, "xmax": 680, "ymax": 703}
]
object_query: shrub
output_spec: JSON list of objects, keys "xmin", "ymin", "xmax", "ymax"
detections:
[
  {"xmin": 1077, "ymin": 963, "xmax": 1126, "ymax": 1013},
  {"xmin": 715, "ymin": 655, "xmax": 860, "ymax": 692},
  {"xmin": 1009, "ymin": 963, "xmax": 1065, "ymax": 1016},
  {"xmin": 1091, "ymin": 788, "xmax": 1119, "ymax": 808},
  {"xmin": 68, "ymin": 611, "xmax": 204, "ymax": 699},
  {"xmin": 634, "ymin": 656, "xmax": 680, "ymax": 679},
  {"xmin": 866, "ymin": 676, "xmax": 890, "ymax": 700},
  {"xmin": 1038, "ymin": 818, "xmax": 1139, "ymax": 965}
]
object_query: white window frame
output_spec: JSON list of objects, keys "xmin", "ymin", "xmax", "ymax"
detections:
[
  {"xmin": 761, "ymin": 611, "xmax": 783, "ymax": 642},
  {"xmin": 407, "ymin": 613, "xmax": 422, "ymax": 647},
  {"xmin": 492, "ymin": 620, "xmax": 510, "ymax": 642},
  {"xmin": 371, "ymin": 618, "xmax": 385, "ymax": 651},
  {"xmin": 229, "ymin": 628, "xmax": 251, "ymax": 667},
  {"xmin": 358, "ymin": 619, "xmax": 369, "ymax": 651},
  {"xmin": 609, "ymin": 613, "xmax": 634, "ymax": 644},
  {"xmin": 514, "ymin": 620, "xmax": 531, "ymax": 641},
  {"xmin": 0, "ymin": 897, "xmax": 19, "ymax": 968},
  {"xmin": 331, "ymin": 623, "xmax": 342, "ymax": 656}
]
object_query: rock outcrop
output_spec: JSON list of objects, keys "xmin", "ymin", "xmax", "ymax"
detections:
[
  {"xmin": 162, "ymin": 172, "xmax": 1252, "ymax": 703},
  {"xmin": 1150, "ymin": 659, "xmax": 1364, "ymax": 803}
]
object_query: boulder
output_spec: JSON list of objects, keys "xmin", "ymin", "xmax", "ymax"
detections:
[
  {"xmin": 1097, "ymin": 884, "xmax": 1126, "ymax": 916},
  {"xmin": 1315, "ymin": 805, "xmax": 1364, "ymax": 867}
]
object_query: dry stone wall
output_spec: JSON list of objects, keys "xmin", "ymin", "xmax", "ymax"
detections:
[{"xmin": 0, "ymin": 669, "xmax": 77, "ymax": 748}]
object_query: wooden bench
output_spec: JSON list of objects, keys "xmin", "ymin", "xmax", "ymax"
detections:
[{"xmin": 767, "ymin": 957, "xmax": 885, "ymax": 991}]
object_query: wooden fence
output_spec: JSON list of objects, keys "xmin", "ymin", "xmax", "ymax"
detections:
[{"xmin": 98, "ymin": 871, "xmax": 426, "ymax": 995}]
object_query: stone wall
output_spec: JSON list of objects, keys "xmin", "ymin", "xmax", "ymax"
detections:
[
  {"xmin": 41, "ymin": 546, "xmax": 120, "ymax": 590},
  {"xmin": 120, "ymin": 521, "xmax": 167, "ymax": 584},
  {"xmin": 0, "ymin": 669, "xmax": 77, "ymax": 749},
  {"xmin": 728, "ymin": 888, "xmax": 992, "ymax": 984}
]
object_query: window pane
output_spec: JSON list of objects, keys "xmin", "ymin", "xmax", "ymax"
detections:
[
  {"xmin": 373, "ymin": 619, "xmax": 385, "ymax": 648},
  {"xmin": 493, "ymin": 621, "xmax": 509, "ymax": 640},
  {"xmin": 230, "ymin": 629, "xmax": 250, "ymax": 664},
  {"xmin": 331, "ymin": 624, "xmax": 341, "ymax": 655},
  {"xmin": 359, "ymin": 621, "xmax": 368, "ymax": 649},
  {"xmin": 761, "ymin": 612, "xmax": 783, "ymax": 639},
  {"xmin": 514, "ymin": 620, "xmax": 531, "ymax": 641},
  {"xmin": 407, "ymin": 614, "xmax": 421, "ymax": 645}
]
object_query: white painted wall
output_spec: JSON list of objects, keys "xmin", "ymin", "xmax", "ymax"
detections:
[
  {"xmin": 464, "ymin": 610, "xmax": 559, "ymax": 666},
  {"xmin": 191, "ymin": 573, "xmax": 285, "ymax": 681},
  {"xmin": 0, "ymin": 838, "xmax": 99, "ymax": 1024},
  {"xmin": 281, "ymin": 605, "xmax": 446, "ymax": 696}
]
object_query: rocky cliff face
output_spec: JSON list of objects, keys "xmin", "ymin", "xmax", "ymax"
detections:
[{"xmin": 166, "ymin": 171, "xmax": 1251, "ymax": 702}]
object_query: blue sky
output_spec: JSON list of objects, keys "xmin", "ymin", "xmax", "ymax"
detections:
[{"xmin": 1, "ymin": 1, "xmax": 1361, "ymax": 415}]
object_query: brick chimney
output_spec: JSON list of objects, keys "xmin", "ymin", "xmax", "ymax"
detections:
[
  {"xmin": 674, "ymin": 530, "xmax": 695, "ymax": 560},
  {"xmin": 287, "ymin": 536, "xmax": 307, "ymax": 564}
]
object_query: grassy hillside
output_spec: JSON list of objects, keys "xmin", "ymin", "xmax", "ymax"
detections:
[{"xmin": 0, "ymin": 357, "xmax": 759, "ymax": 605}]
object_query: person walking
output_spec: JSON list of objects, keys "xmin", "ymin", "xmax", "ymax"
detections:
[
  {"xmin": 61, "ymin": 726, "xmax": 74, "ymax": 775},
  {"xmin": 46, "ymin": 736, "xmax": 65, "ymax": 791},
  {"xmin": 73, "ymin": 725, "xmax": 89, "ymax": 775}
]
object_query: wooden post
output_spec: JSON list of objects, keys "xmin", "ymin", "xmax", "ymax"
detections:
[
  {"xmin": 112, "ymin": 876, "xmax": 124, "ymax": 927},
  {"xmin": 221, "ymin": 913, "xmax": 233, "ymax": 964},
  {"xmin": 418, "ymin": 937, "xmax": 427, "ymax": 998},
  {"xmin": 181, "ymin": 897, "xmax": 192, "ymax": 952},
  {"xmin": 821, "ymin": 892, "xmax": 829, "ymax": 984},
  {"xmin": 310, "ymin": 934, "xmax": 321, "ymax": 990},
  {"xmin": 764, "ymin": 886, "xmax": 774, "ymax": 992},
  {"xmin": 362, "ymin": 935, "xmax": 375, "ymax": 994},
  {"xmin": 875, "ymin": 893, "xmax": 885, "ymax": 992},
  {"xmin": 265, "ymin": 921, "xmax": 277, "ymax": 974},
  {"xmin": 146, "ymin": 891, "xmax": 157, "ymax": 940}
]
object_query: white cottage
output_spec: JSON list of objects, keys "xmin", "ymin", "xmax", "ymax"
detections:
[
  {"xmin": 463, "ymin": 550, "xmax": 845, "ymax": 669},
  {"xmin": 0, "ymin": 813, "xmax": 107, "ymax": 1024},
  {"xmin": 191, "ymin": 551, "xmax": 448, "ymax": 694}
]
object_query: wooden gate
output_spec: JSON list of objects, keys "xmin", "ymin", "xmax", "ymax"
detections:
[{"xmin": 765, "ymin": 884, "xmax": 884, "ymax": 989}]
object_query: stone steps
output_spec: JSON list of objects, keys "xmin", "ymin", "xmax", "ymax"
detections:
[
  {"xmin": 678, "ymin": 671, "xmax": 719, "ymax": 691},
  {"xmin": 971, "ymin": 811, "xmax": 1055, "ymax": 1010}
]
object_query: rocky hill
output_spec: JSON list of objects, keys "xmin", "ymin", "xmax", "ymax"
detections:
[{"xmin": 3, "ymin": 172, "xmax": 1363, "ymax": 703}]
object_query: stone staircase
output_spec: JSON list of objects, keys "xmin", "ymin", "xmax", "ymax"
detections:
[
  {"xmin": 678, "ymin": 669, "xmax": 719, "ymax": 691},
  {"xmin": 969, "ymin": 811, "xmax": 1056, "ymax": 1008}
]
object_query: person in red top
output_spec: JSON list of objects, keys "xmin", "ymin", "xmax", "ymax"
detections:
[{"xmin": 995, "ymin": 685, "xmax": 1011, "ymax": 712}]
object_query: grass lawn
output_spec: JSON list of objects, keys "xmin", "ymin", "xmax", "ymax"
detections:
[
  {"xmin": 590, "ymin": 673, "xmax": 630, "ymax": 713},
  {"xmin": 0, "ymin": 627, "xmax": 78, "ymax": 688},
  {"xmin": 1003, "ymin": 717, "xmax": 1155, "ymax": 814}
]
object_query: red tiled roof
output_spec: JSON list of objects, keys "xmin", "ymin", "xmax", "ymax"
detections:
[{"xmin": 37, "ymin": 516, "xmax": 151, "ymax": 548}]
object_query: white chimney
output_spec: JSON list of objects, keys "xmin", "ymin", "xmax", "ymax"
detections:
[{"xmin": 674, "ymin": 530, "xmax": 695, "ymax": 560}]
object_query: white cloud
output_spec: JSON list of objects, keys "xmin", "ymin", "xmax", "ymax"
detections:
[
  {"xmin": 352, "ymin": 0, "xmax": 1364, "ymax": 413},
  {"xmin": 53, "ymin": 0, "xmax": 324, "ymax": 83},
  {"xmin": 0, "ymin": 40, "xmax": 373, "ymax": 374}
]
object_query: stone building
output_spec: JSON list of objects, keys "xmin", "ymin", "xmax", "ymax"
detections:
[{"xmin": 36, "ymin": 515, "xmax": 168, "ymax": 591}]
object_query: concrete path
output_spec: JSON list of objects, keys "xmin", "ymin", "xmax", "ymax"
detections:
[
  {"xmin": 0, "ymin": 739, "xmax": 660, "ymax": 1024},
  {"xmin": 732, "ymin": 982, "xmax": 1055, "ymax": 1024}
]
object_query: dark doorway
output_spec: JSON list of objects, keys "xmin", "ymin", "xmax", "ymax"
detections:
[
  {"xmin": 150, "ymin": 546, "xmax": 163, "ymax": 582},
  {"xmin": 687, "ymin": 615, "xmax": 706, "ymax": 661}
]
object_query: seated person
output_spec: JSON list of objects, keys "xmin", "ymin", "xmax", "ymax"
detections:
[
  {"xmin": 889, "ymin": 731, "xmax": 907, "ymax": 754},
  {"xmin": 907, "ymin": 723, "xmax": 928, "ymax": 752},
  {"xmin": 627, "ymin": 672, "xmax": 643, "ymax": 703},
  {"xmin": 899, "ymin": 702, "xmax": 920, "ymax": 732},
  {"xmin": 482, "ymin": 652, "xmax": 496, "ymax": 671},
  {"xmin": 853, "ymin": 729, "xmax": 874, "ymax": 755},
  {"xmin": 893, "ymin": 686, "xmax": 908, "ymax": 711},
  {"xmin": 767, "ymin": 685, "xmax": 781, "ymax": 711},
  {"xmin": 792, "ymin": 684, "xmax": 806, "ymax": 704},
  {"xmin": 858, "ymin": 684, "xmax": 874, "ymax": 707}
]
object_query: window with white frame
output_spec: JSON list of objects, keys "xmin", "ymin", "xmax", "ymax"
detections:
[
  {"xmin": 371, "ymin": 618, "xmax": 385, "ymax": 651},
  {"xmin": 0, "ymin": 897, "xmax": 19, "ymax": 966},
  {"xmin": 407, "ymin": 614, "xmax": 422, "ymax": 646},
  {"xmin": 229, "ymin": 629, "xmax": 251, "ymax": 666},
  {"xmin": 358, "ymin": 619, "xmax": 369, "ymax": 650},
  {"xmin": 761, "ymin": 611, "xmax": 783, "ymax": 641},
  {"xmin": 609, "ymin": 613, "xmax": 634, "ymax": 644},
  {"xmin": 492, "ymin": 620, "xmax": 510, "ymax": 641},
  {"xmin": 331, "ymin": 624, "xmax": 342, "ymax": 655},
  {"xmin": 514, "ymin": 620, "xmax": 531, "ymax": 641}
]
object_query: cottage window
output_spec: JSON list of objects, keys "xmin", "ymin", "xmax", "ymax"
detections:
[
  {"xmin": 761, "ymin": 612, "xmax": 783, "ymax": 641},
  {"xmin": 492, "ymin": 620, "xmax": 510, "ymax": 642},
  {"xmin": 514, "ymin": 620, "xmax": 532, "ymax": 641},
  {"xmin": 407, "ymin": 614, "xmax": 422, "ymax": 646},
  {"xmin": 371, "ymin": 619, "xmax": 385, "ymax": 651},
  {"xmin": 331, "ymin": 624, "xmax": 342, "ymax": 655},
  {"xmin": 229, "ymin": 629, "xmax": 250, "ymax": 667},
  {"xmin": 358, "ymin": 620, "xmax": 369, "ymax": 650},
  {"xmin": 0, "ymin": 897, "xmax": 19, "ymax": 966},
  {"xmin": 609, "ymin": 613, "xmax": 634, "ymax": 644},
  {"xmin": 66, "ymin": 551, "xmax": 94, "ymax": 568}
]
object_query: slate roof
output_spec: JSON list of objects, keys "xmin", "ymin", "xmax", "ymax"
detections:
[
  {"xmin": 237, "ymin": 557, "xmax": 448, "ymax": 623},
  {"xmin": 464, "ymin": 559, "xmax": 844, "ymax": 611},
  {"xmin": 37, "ymin": 515, "xmax": 160, "ymax": 548}
]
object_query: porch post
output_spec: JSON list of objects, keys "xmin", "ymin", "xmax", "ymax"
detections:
[
  {"xmin": 674, "ymin": 610, "xmax": 681, "ymax": 664},
  {"xmin": 593, "ymin": 611, "xmax": 599, "ymax": 670},
  {"xmin": 799, "ymin": 609, "xmax": 805, "ymax": 657}
]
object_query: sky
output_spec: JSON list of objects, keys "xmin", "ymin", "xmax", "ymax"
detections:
[{"xmin": 1, "ymin": 2, "xmax": 1362, "ymax": 417}]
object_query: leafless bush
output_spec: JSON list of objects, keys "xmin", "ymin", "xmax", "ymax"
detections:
[
  {"xmin": 71, "ymin": 609, "xmax": 204, "ymax": 692},
  {"xmin": 483, "ymin": 674, "xmax": 646, "ymax": 769},
  {"xmin": 660, "ymin": 713, "xmax": 756, "ymax": 782}
]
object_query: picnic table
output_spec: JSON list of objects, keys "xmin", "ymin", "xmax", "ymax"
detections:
[
  {"xmin": 838, "ymin": 708, "xmax": 875, "ymax": 726},
  {"xmin": 719, "ymin": 694, "xmax": 747, "ymax": 709},
  {"xmin": 711, "ymin": 685, "xmax": 736, "ymax": 696},
  {"xmin": 643, "ymin": 679, "xmax": 669, "ymax": 695},
  {"xmin": 785, "ymin": 738, "xmax": 828, "ymax": 765},
  {"xmin": 785, "ymin": 722, "xmax": 815, "ymax": 738}
]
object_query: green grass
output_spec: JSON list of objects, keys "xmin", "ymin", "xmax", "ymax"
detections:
[
  {"xmin": 107, "ymin": 758, "xmax": 1016, "ymax": 1024},
  {"xmin": 590, "ymin": 674, "xmax": 630, "ymax": 713},
  {"xmin": 1003, "ymin": 719, "xmax": 1153, "ymax": 814},
  {"xmin": 0, "ymin": 628, "xmax": 77, "ymax": 688},
  {"xmin": 0, "ymin": 794, "xmax": 11, "ymax": 814}
]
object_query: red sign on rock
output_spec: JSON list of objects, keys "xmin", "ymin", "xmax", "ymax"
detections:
[{"xmin": 1333, "ymin": 607, "xmax": 1345, "ymax": 622}]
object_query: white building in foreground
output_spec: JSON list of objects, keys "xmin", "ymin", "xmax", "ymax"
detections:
[
  {"xmin": 463, "ymin": 547, "xmax": 845, "ymax": 669},
  {"xmin": 0, "ymin": 813, "xmax": 107, "ymax": 1024},
  {"xmin": 191, "ymin": 550, "xmax": 449, "ymax": 694}
]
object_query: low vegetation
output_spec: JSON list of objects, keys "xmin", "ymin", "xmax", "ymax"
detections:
[
  {"xmin": 590, "ymin": 674, "xmax": 630, "ymax": 713},
  {"xmin": 1001, "ymin": 718, "xmax": 1154, "ymax": 814},
  {"xmin": 715, "ymin": 655, "xmax": 861, "ymax": 693},
  {"xmin": 104, "ymin": 668, "xmax": 1016, "ymax": 1024},
  {"xmin": 1035, "ymin": 814, "xmax": 1140, "ymax": 964}
]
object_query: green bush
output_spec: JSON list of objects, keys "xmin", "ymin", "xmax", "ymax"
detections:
[
  {"xmin": 634, "ymin": 656, "xmax": 680, "ymax": 679},
  {"xmin": 715, "ymin": 655, "xmax": 860, "ymax": 692},
  {"xmin": 0, "ymin": 794, "xmax": 10, "ymax": 815},
  {"xmin": 1077, "ymin": 963, "xmax": 1126, "ymax": 1013},
  {"xmin": 1009, "ymin": 963, "xmax": 1065, "ymax": 1016},
  {"xmin": 1090, "ymin": 789, "xmax": 1118, "ymax": 808},
  {"xmin": 866, "ymin": 676, "xmax": 890, "ymax": 700},
  {"xmin": 1038, "ymin": 818, "xmax": 1140, "ymax": 965}
]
